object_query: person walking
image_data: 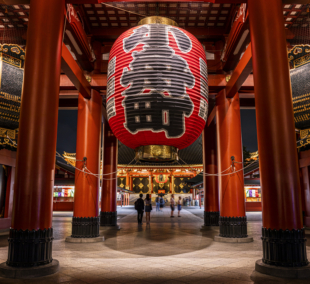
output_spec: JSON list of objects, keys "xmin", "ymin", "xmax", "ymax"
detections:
[
  {"xmin": 177, "ymin": 196, "xmax": 182, "ymax": 217},
  {"xmin": 155, "ymin": 195, "xmax": 160, "ymax": 211},
  {"xmin": 144, "ymin": 194, "xmax": 152, "ymax": 225},
  {"xmin": 135, "ymin": 194, "xmax": 144, "ymax": 225},
  {"xmin": 160, "ymin": 195, "xmax": 164, "ymax": 211},
  {"xmin": 170, "ymin": 194, "xmax": 175, "ymax": 218}
]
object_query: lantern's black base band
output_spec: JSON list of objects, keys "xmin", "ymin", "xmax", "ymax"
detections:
[
  {"xmin": 71, "ymin": 217, "xmax": 100, "ymax": 238},
  {"xmin": 6, "ymin": 228, "xmax": 53, "ymax": 267},
  {"xmin": 100, "ymin": 211, "xmax": 117, "ymax": 226},
  {"xmin": 219, "ymin": 216, "xmax": 248, "ymax": 238},
  {"xmin": 204, "ymin": 211, "xmax": 220, "ymax": 226},
  {"xmin": 261, "ymin": 227, "xmax": 309, "ymax": 267}
]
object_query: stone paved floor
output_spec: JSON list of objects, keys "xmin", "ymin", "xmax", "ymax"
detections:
[{"xmin": 0, "ymin": 206, "xmax": 310, "ymax": 283}]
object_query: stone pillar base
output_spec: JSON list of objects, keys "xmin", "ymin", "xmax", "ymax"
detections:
[
  {"xmin": 65, "ymin": 236, "xmax": 104, "ymax": 243},
  {"xmin": 204, "ymin": 211, "xmax": 219, "ymax": 226},
  {"xmin": 214, "ymin": 235, "xmax": 253, "ymax": 243},
  {"xmin": 0, "ymin": 259, "xmax": 59, "ymax": 279},
  {"xmin": 7, "ymin": 228, "xmax": 53, "ymax": 267},
  {"xmin": 219, "ymin": 216, "xmax": 248, "ymax": 238},
  {"xmin": 100, "ymin": 211, "xmax": 117, "ymax": 226},
  {"xmin": 201, "ymin": 225, "xmax": 219, "ymax": 230},
  {"xmin": 100, "ymin": 225, "xmax": 121, "ymax": 230},
  {"xmin": 71, "ymin": 217, "xmax": 100, "ymax": 238},
  {"xmin": 261, "ymin": 228, "xmax": 308, "ymax": 267},
  {"xmin": 255, "ymin": 259, "xmax": 310, "ymax": 279}
]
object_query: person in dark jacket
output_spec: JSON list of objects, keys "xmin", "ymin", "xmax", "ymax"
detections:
[{"xmin": 135, "ymin": 194, "xmax": 144, "ymax": 224}]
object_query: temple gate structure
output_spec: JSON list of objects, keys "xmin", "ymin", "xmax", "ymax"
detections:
[{"xmin": 0, "ymin": 0, "xmax": 309, "ymax": 280}]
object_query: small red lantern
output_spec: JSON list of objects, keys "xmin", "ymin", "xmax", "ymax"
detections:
[{"xmin": 106, "ymin": 17, "xmax": 208, "ymax": 160}]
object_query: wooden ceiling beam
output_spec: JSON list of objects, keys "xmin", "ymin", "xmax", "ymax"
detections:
[
  {"xmin": 91, "ymin": 27, "xmax": 226, "ymax": 37},
  {"xmin": 59, "ymin": 73, "xmax": 254, "ymax": 92},
  {"xmin": 225, "ymin": 43, "xmax": 252, "ymax": 98},
  {"xmin": 61, "ymin": 43, "xmax": 91, "ymax": 99},
  {"xmin": 60, "ymin": 73, "xmax": 107, "ymax": 91},
  {"xmin": 1, "ymin": 1, "xmax": 308, "ymax": 5}
]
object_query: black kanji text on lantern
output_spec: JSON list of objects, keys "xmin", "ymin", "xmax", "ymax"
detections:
[{"xmin": 119, "ymin": 24, "xmax": 195, "ymax": 138}]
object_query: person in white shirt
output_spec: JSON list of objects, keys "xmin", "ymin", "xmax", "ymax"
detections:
[{"xmin": 170, "ymin": 194, "xmax": 175, "ymax": 218}]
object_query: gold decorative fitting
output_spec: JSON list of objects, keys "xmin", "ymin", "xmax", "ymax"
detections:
[
  {"xmin": 85, "ymin": 74, "xmax": 92, "ymax": 83},
  {"xmin": 135, "ymin": 145, "xmax": 178, "ymax": 162},
  {"xmin": 0, "ymin": 53, "xmax": 22, "ymax": 68},
  {"xmin": 293, "ymin": 47, "xmax": 303, "ymax": 55},
  {"xmin": 0, "ymin": 44, "xmax": 25, "ymax": 69},
  {"xmin": 0, "ymin": 128, "xmax": 15, "ymax": 139},
  {"xmin": 288, "ymin": 45, "xmax": 310, "ymax": 68},
  {"xmin": 11, "ymin": 47, "xmax": 20, "ymax": 54},
  {"xmin": 138, "ymin": 16, "xmax": 178, "ymax": 27}
]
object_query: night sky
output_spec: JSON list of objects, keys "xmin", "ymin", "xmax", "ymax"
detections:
[{"xmin": 56, "ymin": 109, "xmax": 258, "ymax": 156}]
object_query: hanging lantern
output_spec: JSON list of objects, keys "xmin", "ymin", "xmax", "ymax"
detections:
[{"xmin": 106, "ymin": 17, "xmax": 208, "ymax": 162}]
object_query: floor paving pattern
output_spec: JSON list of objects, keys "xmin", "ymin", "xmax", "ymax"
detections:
[{"xmin": 0, "ymin": 206, "xmax": 310, "ymax": 283}]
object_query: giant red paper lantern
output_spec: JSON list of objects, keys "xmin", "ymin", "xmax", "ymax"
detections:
[{"xmin": 106, "ymin": 21, "xmax": 208, "ymax": 152}]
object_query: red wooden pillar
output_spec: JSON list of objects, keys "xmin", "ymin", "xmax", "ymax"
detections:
[
  {"xmin": 216, "ymin": 91, "xmax": 246, "ymax": 238},
  {"xmin": 71, "ymin": 91, "xmax": 102, "ymax": 238},
  {"xmin": 130, "ymin": 175, "xmax": 133, "ymax": 191},
  {"xmin": 4, "ymin": 0, "xmax": 64, "ymax": 268},
  {"xmin": 126, "ymin": 171, "xmax": 129, "ymax": 189},
  {"xmin": 203, "ymin": 116, "xmax": 219, "ymax": 226},
  {"xmin": 150, "ymin": 171, "xmax": 153, "ymax": 193},
  {"xmin": 100, "ymin": 122, "xmax": 118, "ymax": 226},
  {"xmin": 4, "ymin": 167, "xmax": 15, "ymax": 219},
  {"xmin": 249, "ymin": 0, "xmax": 307, "ymax": 267},
  {"xmin": 300, "ymin": 166, "xmax": 310, "ymax": 227},
  {"xmin": 92, "ymin": 41, "xmax": 102, "ymax": 74}
]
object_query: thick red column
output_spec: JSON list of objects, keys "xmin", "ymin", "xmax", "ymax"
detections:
[
  {"xmin": 71, "ymin": 90, "xmax": 102, "ymax": 238},
  {"xmin": 93, "ymin": 41, "xmax": 102, "ymax": 74},
  {"xmin": 100, "ymin": 121, "xmax": 118, "ymax": 226},
  {"xmin": 216, "ymin": 91, "xmax": 246, "ymax": 238},
  {"xmin": 130, "ymin": 175, "xmax": 133, "ymax": 191},
  {"xmin": 8, "ymin": 0, "xmax": 64, "ymax": 267},
  {"xmin": 126, "ymin": 171, "xmax": 129, "ymax": 189},
  {"xmin": 300, "ymin": 166, "xmax": 310, "ymax": 227},
  {"xmin": 203, "ymin": 116, "xmax": 219, "ymax": 226},
  {"xmin": 150, "ymin": 171, "xmax": 153, "ymax": 193},
  {"xmin": 249, "ymin": 0, "xmax": 307, "ymax": 267}
]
